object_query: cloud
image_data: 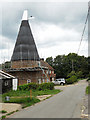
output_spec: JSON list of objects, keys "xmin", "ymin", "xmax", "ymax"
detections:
[
  {"xmin": 0, "ymin": 2, "xmax": 88, "ymax": 63},
  {"xmin": 1, "ymin": 2, "xmax": 88, "ymax": 38},
  {"xmin": 0, "ymin": 35, "xmax": 15, "ymax": 63},
  {"xmin": 31, "ymin": 22, "xmax": 81, "ymax": 47}
]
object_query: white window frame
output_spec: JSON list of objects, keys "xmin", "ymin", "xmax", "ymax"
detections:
[
  {"xmin": 38, "ymin": 79, "xmax": 41, "ymax": 84},
  {"xmin": 27, "ymin": 79, "xmax": 31, "ymax": 84},
  {"xmin": 13, "ymin": 78, "xmax": 18, "ymax": 91}
]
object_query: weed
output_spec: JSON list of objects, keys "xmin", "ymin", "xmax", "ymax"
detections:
[{"xmin": 0, "ymin": 110, "xmax": 7, "ymax": 114}]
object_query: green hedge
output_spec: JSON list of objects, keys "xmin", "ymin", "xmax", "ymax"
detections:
[
  {"xmin": 18, "ymin": 83, "xmax": 38, "ymax": 91},
  {"xmin": 66, "ymin": 75, "xmax": 77, "ymax": 84},
  {"xmin": 18, "ymin": 82, "xmax": 54, "ymax": 91},
  {"xmin": 37, "ymin": 83, "xmax": 54, "ymax": 91}
]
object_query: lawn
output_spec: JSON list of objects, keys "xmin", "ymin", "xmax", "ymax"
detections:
[
  {"xmin": 2, "ymin": 89, "xmax": 60, "ymax": 108},
  {"xmin": 86, "ymin": 86, "xmax": 90, "ymax": 94}
]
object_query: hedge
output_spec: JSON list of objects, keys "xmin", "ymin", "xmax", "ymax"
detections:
[
  {"xmin": 37, "ymin": 83, "xmax": 54, "ymax": 91},
  {"xmin": 66, "ymin": 75, "xmax": 77, "ymax": 84},
  {"xmin": 18, "ymin": 82, "xmax": 54, "ymax": 91}
]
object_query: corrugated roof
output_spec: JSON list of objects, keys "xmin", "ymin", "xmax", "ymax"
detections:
[{"xmin": 11, "ymin": 20, "xmax": 40, "ymax": 61}]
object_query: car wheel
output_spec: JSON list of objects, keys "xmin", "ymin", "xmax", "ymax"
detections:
[{"xmin": 60, "ymin": 83, "xmax": 64, "ymax": 86}]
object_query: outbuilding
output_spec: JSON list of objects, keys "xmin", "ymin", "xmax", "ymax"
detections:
[{"xmin": 0, "ymin": 70, "xmax": 18, "ymax": 93}]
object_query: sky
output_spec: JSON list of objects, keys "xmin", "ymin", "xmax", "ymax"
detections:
[{"xmin": 0, "ymin": 0, "xmax": 89, "ymax": 63}]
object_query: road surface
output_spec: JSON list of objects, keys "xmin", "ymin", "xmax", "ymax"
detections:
[{"xmin": 10, "ymin": 80, "xmax": 88, "ymax": 118}]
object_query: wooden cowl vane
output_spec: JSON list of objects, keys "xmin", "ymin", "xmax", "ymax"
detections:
[{"xmin": 11, "ymin": 10, "xmax": 40, "ymax": 68}]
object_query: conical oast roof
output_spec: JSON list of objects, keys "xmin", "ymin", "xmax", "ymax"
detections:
[{"xmin": 11, "ymin": 20, "xmax": 40, "ymax": 61}]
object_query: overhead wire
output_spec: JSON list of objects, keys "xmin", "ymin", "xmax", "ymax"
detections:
[{"xmin": 77, "ymin": 5, "xmax": 90, "ymax": 54}]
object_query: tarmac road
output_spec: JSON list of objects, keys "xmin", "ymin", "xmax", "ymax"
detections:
[{"xmin": 10, "ymin": 80, "xmax": 88, "ymax": 118}]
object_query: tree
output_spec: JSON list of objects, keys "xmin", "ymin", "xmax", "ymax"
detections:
[
  {"xmin": 67, "ymin": 71, "xmax": 76, "ymax": 78},
  {"xmin": 46, "ymin": 53, "xmax": 89, "ymax": 79},
  {"xmin": 53, "ymin": 55, "xmax": 65, "ymax": 78},
  {"xmin": 46, "ymin": 57, "xmax": 53, "ymax": 67},
  {"xmin": 76, "ymin": 71, "xmax": 83, "ymax": 79}
]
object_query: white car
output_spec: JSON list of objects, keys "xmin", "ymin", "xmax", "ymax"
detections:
[{"xmin": 52, "ymin": 78, "xmax": 65, "ymax": 85}]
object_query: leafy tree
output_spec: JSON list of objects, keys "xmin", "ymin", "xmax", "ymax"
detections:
[
  {"xmin": 46, "ymin": 53, "xmax": 89, "ymax": 79},
  {"xmin": 67, "ymin": 71, "xmax": 76, "ymax": 78},
  {"xmin": 66, "ymin": 75, "xmax": 77, "ymax": 84},
  {"xmin": 46, "ymin": 57, "xmax": 53, "ymax": 67},
  {"xmin": 53, "ymin": 55, "xmax": 65, "ymax": 78},
  {"xmin": 76, "ymin": 71, "xmax": 83, "ymax": 79}
]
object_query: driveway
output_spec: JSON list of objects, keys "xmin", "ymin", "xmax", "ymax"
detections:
[{"xmin": 10, "ymin": 80, "xmax": 88, "ymax": 118}]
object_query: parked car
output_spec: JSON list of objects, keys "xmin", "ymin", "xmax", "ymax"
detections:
[{"xmin": 52, "ymin": 78, "xmax": 65, "ymax": 85}]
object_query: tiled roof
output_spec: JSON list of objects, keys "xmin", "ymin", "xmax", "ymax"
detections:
[{"xmin": 40, "ymin": 60, "xmax": 54, "ymax": 70}]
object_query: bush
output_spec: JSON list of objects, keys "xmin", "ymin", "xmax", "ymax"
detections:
[
  {"xmin": 18, "ymin": 82, "xmax": 54, "ymax": 91},
  {"xmin": 86, "ymin": 86, "xmax": 90, "ymax": 94},
  {"xmin": 18, "ymin": 83, "xmax": 38, "ymax": 91},
  {"xmin": 37, "ymin": 83, "xmax": 54, "ymax": 91},
  {"xmin": 0, "ymin": 110, "xmax": 7, "ymax": 113},
  {"xmin": 87, "ymin": 73, "xmax": 90, "ymax": 81},
  {"xmin": 67, "ymin": 71, "xmax": 76, "ymax": 78},
  {"xmin": 66, "ymin": 75, "xmax": 77, "ymax": 84},
  {"xmin": 76, "ymin": 71, "xmax": 83, "ymax": 79}
]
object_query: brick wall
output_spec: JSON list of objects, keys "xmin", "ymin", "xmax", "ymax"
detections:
[
  {"xmin": 9, "ymin": 70, "xmax": 50, "ymax": 86},
  {"xmin": 10, "ymin": 60, "xmax": 55, "ymax": 85},
  {"xmin": 11, "ymin": 60, "xmax": 39, "ymax": 69}
]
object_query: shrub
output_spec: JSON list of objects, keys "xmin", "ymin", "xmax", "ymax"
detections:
[
  {"xmin": 87, "ymin": 73, "xmax": 90, "ymax": 81},
  {"xmin": 18, "ymin": 82, "xmax": 54, "ymax": 91},
  {"xmin": 0, "ymin": 110, "xmax": 7, "ymax": 114},
  {"xmin": 66, "ymin": 75, "xmax": 77, "ymax": 84},
  {"xmin": 18, "ymin": 83, "xmax": 38, "ymax": 91},
  {"xmin": 37, "ymin": 83, "xmax": 54, "ymax": 91},
  {"xmin": 67, "ymin": 71, "xmax": 76, "ymax": 78},
  {"xmin": 76, "ymin": 71, "xmax": 83, "ymax": 79},
  {"xmin": 28, "ymin": 83, "xmax": 39, "ymax": 90},
  {"xmin": 86, "ymin": 86, "xmax": 90, "ymax": 94}
]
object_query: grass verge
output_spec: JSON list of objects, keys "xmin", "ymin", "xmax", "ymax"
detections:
[
  {"xmin": 86, "ymin": 86, "xmax": 90, "ymax": 94},
  {"xmin": 4, "ymin": 97, "xmax": 40, "ymax": 108},
  {"xmin": 2, "ymin": 89, "xmax": 60, "ymax": 108}
]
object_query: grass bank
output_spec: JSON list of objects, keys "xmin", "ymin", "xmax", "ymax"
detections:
[
  {"xmin": 86, "ymin": 86, "xmax": 90, "ymax": 94},
  {"xmin": 2, "ymin": 89, "xmax": 60, "ymax": 108}
]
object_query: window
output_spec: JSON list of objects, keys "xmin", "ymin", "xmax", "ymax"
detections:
[
  {"xmin": 46, "ymin": 79, "xmax": 49, "ymax": 82},
  {"xmin": 49, "ymin": 70, "xmax": 51, "ymax": 74},
  {"xmin": 5, "ymin": 81, "xmax": 8, "ymax": 86},
  {"xmin": 52, "ymin": 71, "xmax": 54, "ymax": 74},
  {"xmin": 38, "ymin": 79, "xmax": 41, "ymax": 84},
  {"xmin": 27, "ymin": 79, "xmax": 31, "ymax": 84},
  {"xmin": 52, "ymin": 78, "xmax": 54, "ymax": 81},
  {"xmin": 46, "ymin": 70, "xmax": 48, "ymax": 74},
  {"xmin": 43, "ymin": 79, "xmax": 45, "ymax": 83}
]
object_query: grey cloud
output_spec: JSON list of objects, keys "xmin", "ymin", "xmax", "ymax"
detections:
[{"xmin": 2, "ymin": 2, "xmax": 88, "ymax": 40}]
